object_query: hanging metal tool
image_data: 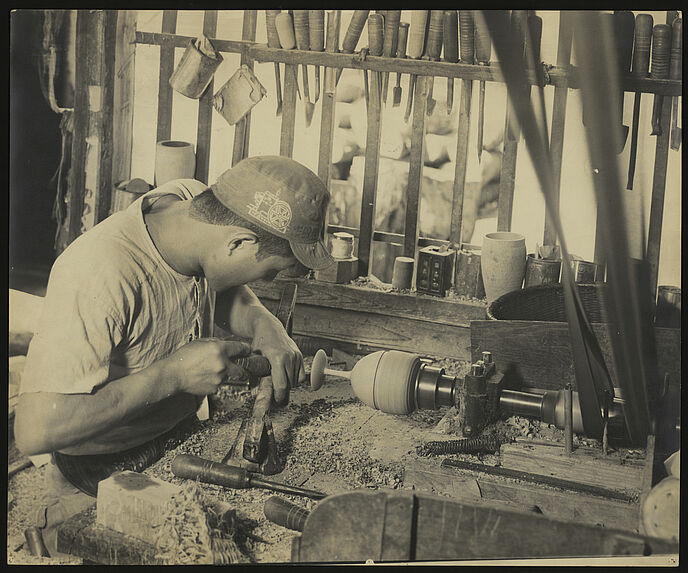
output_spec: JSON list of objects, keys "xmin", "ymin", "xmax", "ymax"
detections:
[
  {"xmin": 266, "ymin": 10, "xmax": 283, "ymax": 116},
  {"xmin": 366, "ymin": 13, "xmax": 384, "ymax": 110},
  {"xmin": 424, "ymin": 10, "xmax": 444, "ymax": 115},
  {"xmin": 324, "ymin": 10, "xmax": 340, "ymax": 96},
  {"xmin": 275, "ymin": 12, "xmax": 301, "ymax": 101},
  {"xmin": 613, "ymin": 11, "xmax": 636, "ymax": 153},
  {"xmin": 669, "ymin": 18, "xmax": 682, "ymax": 150},
  {"xmin": 404, "ymin": 10, "xmax": 428, "ymax": 123},
  {"xmin": 524, "ymin": 13, "xmax": 544, "ymax": 130},
  {"xmin": 381, "ymin": 10, "xmax": 401, "ymax": 105},
  {"xmin": 293, "ymin": 11, "xmax": 315, "ymax": 127},
  {"xmin": 626, "ymin": 14, "xmax": 653, "ymax": 189},
  {"xmin": 650, "ymin": 23, "xmax": 672, "ymax": 135},
  {"xmin": 392, "ymin": 22, "xmax": 409, "ymax": 107},
  {"xmin": 457, "ymin": 11, "xmax": 475, "ymax": 121},
  {"xmin": 443, "ymin": 11, "xmax": 459, "ymax": 115},
  {"xmin": 309, "ymin": 10, "xmax": 325, "ymax": 106},
  {"xmin": 337, "ymin": 10, "xmax": 369, "ymax": 87},
  {"xmin": 474, "ymin": 11, "xmax": 491, "ymax": 162}
]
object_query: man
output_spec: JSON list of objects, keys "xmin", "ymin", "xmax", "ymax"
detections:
[{"xmin": 14, "ymin": 155, "xmax": 333, "ymax": 556}]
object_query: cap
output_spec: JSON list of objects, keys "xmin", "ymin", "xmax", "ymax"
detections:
[{"xmin": 210, "ymin": 156, "xmax": 334, "ymax": 270}]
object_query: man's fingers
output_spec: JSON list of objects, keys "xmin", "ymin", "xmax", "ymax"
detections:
[
  {"xmin": 220, "ymin": 340, "xmax": 252, "ymax": 359},
  {"xmin": 271, "ymin": 365, "xmax": 290, "ymax": 406},
  {"xmin": 223, "ymin": 362, "xmax": 249, "ymax": 383},
  {"xmin": 297, "ymin": 359, "xmax": 307, "ymax": 384}
]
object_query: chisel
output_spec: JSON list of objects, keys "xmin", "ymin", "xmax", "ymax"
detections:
[
  {"xmin": 474, "ymin": 10, "xmax": 491, "ymax": 161},
  {"xmin": 275, "ymin": 12, "xmax": 301, "ymax": 100},
  {"xmin": 337, "ymin": 10, "xmax": 369, "ymax": 86},
  {"xmin": 613, "ymin": 11, "xmax": 636, "ymax": 153},
  {"xmin": 443, "ymin": 11, "xmax": 459, "ymax": 115},
  {"xmin": 650, "ymin": 23, "xmax": 672, "ymax": 135},
  {"xmin": 626, "ymin": 13, "xmax": 653, "ymax": 189},
  {"xmin": 524, "ymin": 13, "xmax": 543, "ymax": 127},
  {"xmin": 368, "ymin": 13, "xmax": 384, "ymax": 100},
  {"xmin": 172, "ymin": 454, "xmax": 326, "ymax": 500},
  {"xmin": 505, "ymin": 10, "xmax": 528, "ymax": 142},
  {"xmin": 264, "ymin": 496, "xmax": 311, "ymax": 532},
  {"xmin": 669, "ymin": 18, "xmax": 682, "ymax": 150},
  {"xmin": 293, "ymin": 10, "xmax": 315, "ymax": 127},
  {"xmin": 309, "ymin": 10, "xmax": 325, "ymax": 105},
  {"xmin": 324, "ymin": 10, "xmax": 341, "ymax": 96},
  {"xmin": 424, "ymin": 10, "xmax": 444, "ymax": 115},
  {"xmin": 405, "ymin": 10, "xmax": 428, "ymax": 123},
  {"xmin": 458, "ymin": 10, "xmax": 475, "ymax": 123},
  {"xmin": 382, "ymin": 10, "xmax": 402, "ymax": 105},
  {"xmin": 392, "ymin": 22, "xmax": 409, "ymax": 107},
  {"xmin": 266, "ymin": 10, "xmax": 283, "ymax": 116}
]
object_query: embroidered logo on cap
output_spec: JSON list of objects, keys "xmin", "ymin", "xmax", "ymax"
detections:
[{"xmin": 247, "ymin": 189, "xmax": 292, "ymax": 234}]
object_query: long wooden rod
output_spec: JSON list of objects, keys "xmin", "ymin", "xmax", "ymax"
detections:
[
  {"xmin": 194, "ymin": 10, "xmax": 218, "ymax": 184},
  {"xmin": 231, "ymin": 10, "xmax": 257, "ymax": 167},
  {"xmin": 155, "ymin": 11, "xmax": 177, "ymax": 144}
]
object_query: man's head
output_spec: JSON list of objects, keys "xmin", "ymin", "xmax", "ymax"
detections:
[{"xmin": 189, "ymin": 156, "xmax": 333, "ymax": 290}]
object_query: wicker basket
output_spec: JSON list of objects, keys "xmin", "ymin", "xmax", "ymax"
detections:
[{"xmin": 487, "ymin": 283, "xmax": 610, "ymax": 323}]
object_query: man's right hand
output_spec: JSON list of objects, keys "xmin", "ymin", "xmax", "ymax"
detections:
[{"xmin": 165, "ymin": 339, "xmax": 253, "ymax": 396}]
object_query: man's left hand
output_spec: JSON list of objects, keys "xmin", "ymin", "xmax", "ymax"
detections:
[{"xmin": 251, "ymin": 316, "xmax": 305, "ymax": 406}]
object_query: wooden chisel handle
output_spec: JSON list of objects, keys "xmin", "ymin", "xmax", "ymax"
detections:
[
  {"xmin": 382, "ymin": 10, "xmax": 401, "ymax": 58},
  {"xmin": 342, "ymin": 10, "xmax": 369, "ymax": 53},
  {"xmin": 444, "ymin": 11, "xmax": 459, "ymax": 63},
  {"xmin": 474, "ymin": 11, "xmax": 491, "ymax": 64},
  {"xmin": 459, "ymin": 10, "xmax": 475, "ymax": 64},
  {"xmin": 425, "ymin": 11, "xmax": 444, "ymax": 60},
  {"xmin": 275, "ymin": 12, "xmax": 296, "ymax": 50},
  {"xmin": 615, "ymin": 11, "xmax": 635, "ymax": 76},
  {"xmin": 368, "ymin": 13, "xmax": 384, "ymax": 56},
  {"xmin": 650, "ymin": 23, "xmax": 672, "ymax": 134},
  {"xmin": 669, "ymin": 18, "xmax": 682, "ymax": 81},
  {"xmin": 309, "ymin": 10, "xmax": 325, "ymax": 52},
  {"xmin": 396, "ymin": 21, "xmax": 409, "ymax": 59},
  {"xmin": 266, "ymin": 10, "xmax": 281, "ymax": 48},
  {"xmin": 526, "ymin": 14, "xmax": 543, "ymax": 69},
  {"xmin": 407, "ymin": 11, "xmax": 428, "ymax": 60},
  {"xmin": 632, "ymin": 14, "xmax": 653, "ymax": 78},
  {"xmin": 324, "ymin": 10, "xmax": 340, "ymax": 94},
  {"xmin": 293, "ymin": 10, "xmax": 310, "ymax": 51},
  {"xmin": 264, "ymin": 496, "xmax": 311, "ymax": 532}
]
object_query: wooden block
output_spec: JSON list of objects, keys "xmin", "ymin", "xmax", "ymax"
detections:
[
  {"xmin": 500, "ymin": 442, "xmax": 645, "ymax": 495},
  {"xmin": 96, "ymin": 471, "xmax": 181, "ymax": 545},
  {"xmin": 314, "ymin": 257, "xmax": 358, "ymax": 284}
]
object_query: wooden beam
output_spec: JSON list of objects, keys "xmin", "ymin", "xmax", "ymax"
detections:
[
  {"xmin": 448, "ymin": 79, "xmax": 472, "ymax": 245},
  {"xmin": 194, "ymin": 10, "xmax": 218, "ymax": 184},
  {"xmin": 403, "ymin": 75, "xmax": 429, "ymax": 259},
  {"xmin": 231, "ymin": 10, "xmax": 257, "ymax": 167},
  {"xmin": 156, "ymin": 10, "xmax": 177, "ymax": 143},
  {"xmin": 279, "ymin": 64, "xmax": 298, "ymax": 158},
  {"xmin": 358, "ymin": 70, "xmax": 384, "ymax": 276},
  {"xmin": 544, "ymin": 11, "xmax": 573, "ymax": 246},
  {"xmin": 497, "ymin": 103, "xmax": 519, "ymax": 232}
]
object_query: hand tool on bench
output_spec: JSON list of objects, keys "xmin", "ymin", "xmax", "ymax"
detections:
[
  {"xmin": 626, "ymin": 13, "xmax": 653, "ymax": 189},
  {"xmin": 275, "ymin": 12, "xmax": 301, "ymax": 101},
  {"xmin": 474, "ymin": 10, "xmax": 491, "ymax": 162},
  {"xmin": 172, "ymin": 454, "xmax": 325, "ymax": 499},
  {"xmin": 612, "ymin": 11, "xmax": 635, "ymax": 153},
  {"xmin": 649, "ymin": 23, "xmax": 672, "ymax": 135},
  {"xmin": 392, "ymin": 22, "xmax": 409, "ymax": 107},
  {"xmin": 309, "ymin": 10, "xmax": 325, "ymax": 105},
  {"xmin": 381, "ymin": 10, "xmax": 401, "ymax": 105},
  {"xmin": 324, "ymin": 10, "xmax": 341, "ymax": 96},
  {"xmin": 669, "ymin": 17, "xmax": 682, "ymax": 150},
  {"xmin": 366, "ymin": 13, "xmax": 384, "ymax": 108},
  {"xmin": 404, "ymin": 10, "xmax": 428, "ymax": 123},
  {"xmin": 424, "ymin": 10, "xmax": 444, "ymax": 115},
  {"xmin": 266, "ymin": 10, "xmax": 283, "ymax": 116},
  {"xmin": 293, "ymin": 11, "xmax": 315, "ymax": 127},
  {"xmin": 443, "ymin": 11, "xmax": 459, "ymax": 115},
  {"xmin": 336, "ymin": 10, "xmax": 369, "ymax": 87},
  {"xmin": 264, "ymin": 496, "xmax": 311, "ymax": 531}
]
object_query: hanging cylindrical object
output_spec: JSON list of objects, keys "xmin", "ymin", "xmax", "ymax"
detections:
[
  {"xmin": 168, "ymin": 36, "xmax": 223, "ymax": 99},
  {"xmin": 650, "ymin": 24, "xmax": 672, "ymax": 135},
  {"xmin": 480, "ymin": 232, "xmax": 526, "ymax": 304},
  {"xmin": 154, "ymin": 141, "xmax": 196, "ymax": 186}
]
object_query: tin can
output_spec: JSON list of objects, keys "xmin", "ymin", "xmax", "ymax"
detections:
[
  {"xmin": 524, "ymin": 254, "xmax": 561, "ymax": 288},
  {"xmin": 169, "ymin": 36, "xmax": 223, "ymax": 99}
]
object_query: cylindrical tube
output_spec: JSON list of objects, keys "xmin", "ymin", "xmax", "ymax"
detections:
[
  {"xmin": 330, "ymin": 231, "xmax": 355, "ymax": 259},
  {"xmin": 499, "ymin": 389, "xmax": 544, "ymax": 419},
  {"xmin": 524, "ymin": 254, "xmax": 562, "ymax": 287},
  {"xmin": 264, "ymin": 496, "xmax": 310, "ymax": 532},
  {"xmin": 392, "ymin": 256, "xmax": 415, "ymax": 289}
]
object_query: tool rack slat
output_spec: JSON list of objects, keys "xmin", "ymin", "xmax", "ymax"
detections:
[
  {"xmin": 279, "ymin": 65, "xmax": 298, "ymax": 159},
  {"xmin": 194, "ymin": 11, "xmax": 218, "ymax": 184},
  {"xmin": 231, "ymin": 10, "xmax": 257, "ymax": 167},
  {"xmin": 155, "ymin": 11, "xmax": 177, "ymax": 144},
  {"xmin": 449, "ymin": 79, "xmax": 473, "ymax": 245}
]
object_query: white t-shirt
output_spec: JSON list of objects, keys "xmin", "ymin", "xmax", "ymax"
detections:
[{"xmin": 21, "ymin": 179, "xmax": 215, "ymax": 455}]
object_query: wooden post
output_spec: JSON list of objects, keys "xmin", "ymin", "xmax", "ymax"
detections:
[
  {"xmin": 358, "ymin": 69, "xmax": 384, "ymax": 277},
  {"xmin": 232, "ymin": 10, "xmax": 258, "ymax": 167},
  {"xmin": 403, "ymin": 75, "xmax": 430, "ymax": 259},
  {"xmin": 545, "ymin": 11, "xmax": 573, "ymax": 246},
  {"xmin": 194, "ymin": 10, "xmax": 218, "ymax": 183},
  {"xmin": 156, "ymin": 10, "xmax": 177, "ymax": 144},
  {"xmin": 497, "ymin": 115, "xmax": 519, "ymax": 232},
  {"xmin": 449, "ymin": 78, "xmax": 473, "ymax": 246},
  {"xmin": 279, "ymin": 65, "xmax": 298, "ymax": 158}
]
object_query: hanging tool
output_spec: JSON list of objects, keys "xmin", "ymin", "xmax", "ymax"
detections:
[
  {"xmin": 309, "ymin": 10, "xmax": 325, "ymax": 105},
  {"xmin": 266, "ymin": 10, "xmax": 283, "ymax": 116},
  {"xmin": 264, "ymin": 496, "xmax": 311, "ymax": 532},
  {"xmin": 474, "ymin": 11, "xmax": 491, "ymax": 162},
  {"xmin": 626, "ymin": 14, "xmax": 653, "ymax": 189},
  {"xmin": 405, "ymin": 10, "xmax": 428, "ymax": 123},
  {"xmin": 612, "ymin": 11, "xmax": 636, "ymax": 153},
  {"xmin": 366, "ymin": 13, "xmax": 384, "ymax": 108},
  {"xmin": 458, "ymin": 11, "xmax": 475, "ymax": 117},
  {"xmin": 392, "ymin": 22, "xmax": 409, "ymax": 107},
  {"xmin": 669, "ymin": 18, "xmax": 682, "ymax": 150},
  {"xmin": 424, "ymin": 10, "xmax": 444, "ymax": 115},
  {"xmin": 650, "ymin": 23, "xmax": 672, "ymax": 135},
  {"xmin": 336, "ymin": 10, "xmax": 369, "ymax": 86},
  {"xmin": 324, "ymin": 10, "xmax": 340, "ymax": 96},
  {"xmin": 293, "ymin": 11, "xmax": 315, "ymax": 127},
  {"xmin": 275, "ymin": 12, "xmax": 301, "ymax": 101},
  {"xmin": 381, "ymin": 10, "xmax": 402, "ymax": 105},
  {"xmin": 443, "ymin": 11, "xmax": 459, "ymax": 115},
  {"xmin": 524, "ymin": 12, "xmax": 544, "ymax": 132},
  {"xmin": 172, "ymin": 455, "xmax": 326, "ymax": 500}
]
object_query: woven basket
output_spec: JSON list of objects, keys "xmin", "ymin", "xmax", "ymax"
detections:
[{"xmin": 487, "ymin": 283, "xmax": 610, "ymax": 323}]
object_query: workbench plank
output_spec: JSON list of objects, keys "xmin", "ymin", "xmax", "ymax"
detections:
[
  {"xmin": 279, "ymin": 64, "xmax": 298, "ymax": 158},
  {"xmin": 194, "ymin": 10, "xmax": 218, "ymax": 184},
  {"xmin": 449, "ymin": 79, "xmax": 473, "ymax": 246},
  {"xmin": 156, "ymin": 10, "xmax": 177, "ymax": 144},
  {"xmin": 248, "ymin": 278, "xmax": 487, "ymax": 327},
  {"xmin": 231, "ymin": 10, "xmax": 257, "ymax": 167},
  {"xmin": 358, "ymin": 70, "xmax": 384, "ymax": 277},
  {"xmin": 470, "ymin": 320, "xmax": 680, "ymax": 392}
]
